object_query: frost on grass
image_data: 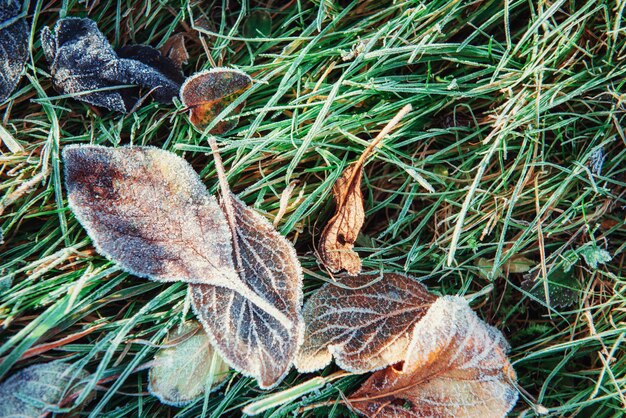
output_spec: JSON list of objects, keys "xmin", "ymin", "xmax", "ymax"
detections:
[
  {"xmin": 349, "ymin": 296, "xmax": 518, "ymax": 418},
  {"xmin": 294, "ymin": 273, "xmax": 436, "ymax": 373},
  {"xmin": 0, "ymin": 361, "xmax": 89, "ymax": 416},
  {"xmin": 180, "ymin": 68, "xmax": 252, "ymax": 133},
  {"xmin": 0, "ymin": 0, "xmax": 29, "ymax": 102},
  {"xmin": 63, "ymin": 145, "xmax": 234, "ymax": 284},
  {"xmin": 191, "ymin": 193, "xmax": 304, "ymax": 390},
  {"xmin": 41, "ymin": 18, "xmax": 181, "ymax": 113},
  {"xmin": 149, "ymin": 321, "xmax": 230, "ymax": 406}
]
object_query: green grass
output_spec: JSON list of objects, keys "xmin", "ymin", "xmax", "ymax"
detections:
[{"xmin": 1, "ymin": 0, "xmax": 625, "ymax": 416}]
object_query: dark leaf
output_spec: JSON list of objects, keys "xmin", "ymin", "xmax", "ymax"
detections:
[
  {"xmin": 180, "ymin": 68, "xmax": 252, "ymax": 133},
  {"xmin": 349, "ymin": 296, "xmax": 518, "ymax": 418},
  {"xmin": 159, "ymin": 33, "xmax": 189, "ymax": 69},
  {"xmin": 242, "ymin": 10, "xmax": 272, "ymax": 38},
  {"xmin": 521, "ymin": 267, "xmax": 580, "ymax": 308},
  {"xmin": 116, "ymin": 44, "xmax": 185, "ymax": 84},
  {"xmin": 42, "ymin": 18, "xmax": 181, "ymax": 113},
  {"xmin": 0, "ymin": 0, "xmax": 29, "ymax": 102},
  {"xmin": 294, "ymin": 273, "xmax": 436, "ymax": 373}
]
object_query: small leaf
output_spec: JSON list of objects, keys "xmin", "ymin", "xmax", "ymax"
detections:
[
  {"xmin": 318, "ymin": 105, "xmax": 412, "ymax": 276},
  {"xmin": 578, "ymin": 242, "xmax": 612, "ymax": 269},
  {"xmin": 349, "ymin": 296, "xmax": 518, "ymax": 418},
  {"xmin": 522, "ymin": 267, "xmax": 580, "ymax": 308},
  {"xmin": 242, "ymin": 10, "xmax": 272, "ymax": 38},
  {"xmin": 180, "ymin": 68, "xmax": 252, "ymax": 133},
  {"xmin": 159, "ymin": 33, "xmax": 189, "ymax": 69},
  {"xmin": 294, "ymin": 273, "xmax": 436, "ymax": 373},
  {"xmin": 149, "ymin": 321, "xmax": 230, "ymax": 406},
  {"xmin": 41, "ymin": 18, "xmax": 181, "ymax": 113},
  {"xmin": 63, "ymin": 145, "xmax": 233, "ymax": 285},
  {"xmin": 0, "ymin": 0, "xmax": 30, "ymax": 102},
  {"xmin": 191, "ymin": 193, "xmax": 304, "ymax": 389},
  {"xmin": 0, "ymin": 361, "xmax": 89, "ymax": 416}
]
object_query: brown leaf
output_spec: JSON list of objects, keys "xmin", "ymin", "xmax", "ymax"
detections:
[
  {"xmin": 318, "ymin": 104, "xmax": 412, "ymax": 276},
  {"xmin": 294, "ymin": 273, "xmax": 436, "ymax": 373},
  {"xmin": 63, "ymin": 145, "xmax": 233, "ymax": 284},
  {"xmin": 349, "ymin": 296, "xmax": 518, "ymax": 418},
  {"xmin": 191, "ymin": 193, "xmax": 304, "ymax": 389},
  {"xmin": 159, "ymin": 33, "xmax": 189, "ymax": 69},
  {"xmin": 180, "ymin": 68, "xmax": 252, "ymax": 133}
]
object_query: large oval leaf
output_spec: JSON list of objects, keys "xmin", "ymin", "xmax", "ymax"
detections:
[
  {"xmin": 349, "ymin": 296, "xmax": 518, "ymax": 417},
  {"xmin": 63, "ymin": 145, "xmax": 234, "ymax": 285},
  {"xmin": 294, "ymin": 273, "xmax": 436, "ymax": 373},
  {"xmin": 149, "ymin": 321, "xmax": 230, "ymax": 406},
  {"xmin": 0, "ymin": 0, "xmax": 29, "ymax": 102},
  {"xmin": 191, "ymin": 193, "xmax": 303, "ymax": 390}
]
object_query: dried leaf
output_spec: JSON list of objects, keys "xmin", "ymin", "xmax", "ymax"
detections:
[
  {"xmin": 191, "ymin": 193, "xmax": 304, "ymax": 389},
  {"xmin": 0, "ymin": 361, "xmax": 89, "ymax": 417},
  {"xmin": 294, "ymin": 273, "xmax": 436, "ymax": 373},
  {"xmin": 41, "ymin": 18, "xmax": 181, "ymax": 113},
  {"xmin": 349, "ymin": 296, "xmax": 518, "ymax": 418},
  {"xmin": 149, "ymin": 321, "xmax": 230, "ymax": 406},
  {"xmin": 159, "ymin": 33, "xmax": 189, "ymax": 68},
  {"xmin": 318, "ymin": 104, "xmax": 412, "ymax": 276},
  {"xmin": 180, "ymin": 68, "xmax": 252, "ymax": 133},
  {"xmin": 63, "ymin": 145, "xmax": 233, "ymax": 285},
  {"xmin": 0, "ymin": 0, "xmax": 29, "ymax": 102}
]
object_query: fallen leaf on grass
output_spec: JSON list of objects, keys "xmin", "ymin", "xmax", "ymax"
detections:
[
  {"xmin": 116, "ymin": 44, "xmax": 185, "ymax": 84},
  {"xmin": 318, "ymin": 104, "xmax": 413, "ymax": 276},
  {"xmin": 0, "ymin": 361, "xmax": 89, "ymax": 416},
  {"xmin": 294, "ymin": 273, "xmax": 436, "ymax": 373},
  {"xmin": 0, "ymin": 0, "xmax": 30, "ymax": 102},
  {"xmin": 349, "ymin": 296, "xmax": 518, "ymax": 418},
  {"xmin": 149, "ymin": 321, "xmax": 230, "ymax": 406},
  {"xmin": 42, "ymin": 18, "xmax": 181, "ymax": 113},
  {"xmin": 159, "ymin": 33, "xmax": 189, "ymax": 68},
  {"xmin": 180, "ymin": 68, "xmax": 252, "ymax": 133}
]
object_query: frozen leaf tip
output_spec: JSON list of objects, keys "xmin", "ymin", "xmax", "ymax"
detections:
[{"xmin": 0, "ymin": 0, "xmax": 30, "ymax": 102}]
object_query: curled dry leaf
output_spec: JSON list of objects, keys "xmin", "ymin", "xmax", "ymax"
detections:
[
  {"xmin": 349, "ymin": 296, "xmax": 518, "ymax": 418},
  {"xmin": 149, "ymin": 321, "xmax": 230, "ymax": 406},
  {"xmin": 191, "ymin": 193, "xmax": 304, "ymax": 389},
  {"xmin": 159, "ymin": 33, "xmax": 189, "ymax": 69},
  {"xmin": 180, "ymin": 68, "xmax": 252, "ymax": 133},
  {"xmin": 0, "ymin": 361, "xmax": 90, "ymax": 416},
  {"xmin": 294, "ymin": 273, "xmax": 436, "ymax": 373},
  {"xmin": 41, "ymin": 18, "xmax": 181, "ymax": 113},
  {"xmin": 0, "ymin": 0, "xmax": 29, "ymax": 102},
  {"xmin": 318, "ymin": 104, "xmax": 412, "ymax": 276},
  {"xmin": 64, "ymin": 145, "xmax": 304, "ymax": 389},
  {"xmin": 63, "ymin": 145, "xmax": 233, "ymax": 284}
]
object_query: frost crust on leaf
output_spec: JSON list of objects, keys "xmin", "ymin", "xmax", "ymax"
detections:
[
  {"xmin": 63, "ymin": 145, "xmax": 234, "ymax": 284},
  {"xmin": 350, "ymin": 296, "xmax": 518, "ymax": 418},
  {"xmin": 295, "ymin": 273, "xmax": 436, "ymax": 373},
  {"xmin": 148, "ymin": 321, "xmax": 230, "ymax": 406},
  {"xmin": 191, "ymin": 193, "xmax": 304, "ymax": 390},
  {"xmin": 0, "ymin": 0, "xmax": 29, "ymax": 102},
  {"xmin": 41, "ymin": 18, "xmax": 181, "ymax": 112}
]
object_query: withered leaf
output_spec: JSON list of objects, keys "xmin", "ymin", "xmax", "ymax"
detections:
[
  {"xmin": 0, "ymin": 0, "xmax": 29, "ymax": 102},
  {"xmin": 318, "ymin": 163, "xmax": 365, "ymax": 276},
  {"xmin": 41, "ymin": 18, "xmax": 181, "ymax": 113},
  {"xmin": 116, "ymin": 44, "xmax": 185, "ymax": 85},
  {"xmin": 294, "ymin": 273, "xmax": 436, "ymax": 373},
  {"xmin": 63, "ymin": 145, "xmax": 233, "ymax": 284},
  {"xmin": 180, "ymin": 68, "xmax": 252, "ymax": 133},
  {"xmin": 191, "ymin": 192, "xmax": 303, "ymax": 389},
  {"xmin": 349, "ymin": 296, "xmax": 518, "ymax": 418},
  {"xmin": 159, "ymin": 33, "xmax": 189, "ymax": 69},
  {"xmin": 149, "ymin": 321, "xmax": 230, "ymax": 406},
  {"xmin": 0, "ymin": 361, "xmax": 89, "ymax": 416},
  {"xmin": 318, "ymin": 104, "xmax": 412, "ymax": 276}
]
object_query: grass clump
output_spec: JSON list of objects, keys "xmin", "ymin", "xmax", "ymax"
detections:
[{"xmin": 1, "ymin": 0, "xmax": 625, "ymax": 416}]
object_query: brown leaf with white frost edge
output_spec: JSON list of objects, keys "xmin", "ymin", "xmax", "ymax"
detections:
[
  {"xmin": 294, "ymin": 273, "xmax": 436, "ymax": 373},
  {"xmin": 63, "ymin": 145, "xmax": 233, "ymax": 284},
  {"xmin": 149, "ymin": 321, "xmax": 230, "ymax": 406},
  {"xmin": 349, "ymin": 296, "xmax": 518, "ymax": 418},
  {"xmin": 191, "ymin": 192, "xmax": 304, "ymax": 390}
]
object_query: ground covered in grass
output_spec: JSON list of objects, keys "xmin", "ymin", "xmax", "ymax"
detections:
[{"xmin": 1, "ymin": 0, "xmax": 625, "ymax": 416}]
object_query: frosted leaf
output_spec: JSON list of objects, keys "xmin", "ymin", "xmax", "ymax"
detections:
[
  {"xmin": 349, "ymin": 296, "xmax": 518, "ymax": 418},
  {"xmin": 63, "ymin": 145, "xmax": 234, "ymax": 285},
  {"xmin": 149, "ymin": 321, "xmax": 230, "ymax": 406},
  {"xmin": 159, "ymin": 33, "xmax": 189, "ymax": 68},
  {"xmin": 180, "ymin": 68, "xmax": 252, "ymax": 133},
  {"xmin": 0, "ymin": 0, "xmax": 29, "ymax": 102},
  {"xmin": 0, "ymin": 361, "xmax": 89, "ymax": 417},
  {"xmin": 191, "ymin": 193, "xmax": 303, "ymax": 389},
  {"xmin": 41, "ymin": 18, "xmax": 181, "ymax": 113},
  {"xmin": 116, "ymin": 44, "xmax": 185, "ymax": 85},
  {"xmin": 294, "ymin": 273, "xmax": 436, "ymax": 373}
]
